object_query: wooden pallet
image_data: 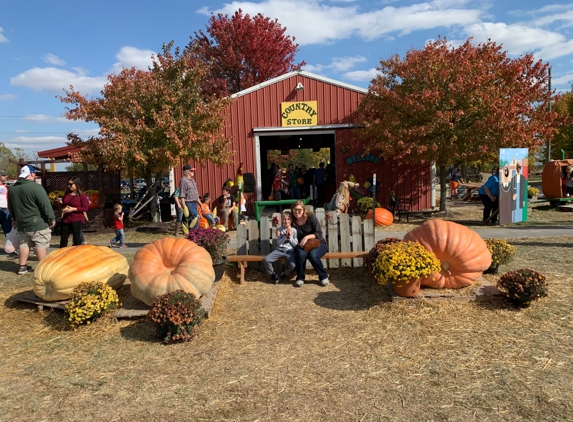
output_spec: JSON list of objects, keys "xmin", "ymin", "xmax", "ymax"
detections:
[{"xmin": 386, "ymin": 277, "xmax": 504, "ymax": 302}]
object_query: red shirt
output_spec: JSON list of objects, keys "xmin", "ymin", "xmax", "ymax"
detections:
[
  {"xmin": 113, "ymin": 212, "xmax": 124, "ymax": 230},
  {"xmin": 62, "ymin": 193, "xmax": 88, "ymax": 224}
]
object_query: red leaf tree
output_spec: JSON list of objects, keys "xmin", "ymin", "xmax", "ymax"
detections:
[
  {"xmin": 358, "ymin": 37, "xmax": 563, "ymax": 210},
  {"xmin": 188, "ymin": 9, "xmax": 305, "ymax": 97},
  {"xmin": 59, "ymin": 42, "xmax": 233, "ymax": 193}
]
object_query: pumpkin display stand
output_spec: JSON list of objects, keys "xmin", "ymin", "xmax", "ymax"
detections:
[
  {"xmin": 385, "ymin": 276, "xmax": 504, "ymax": 303},
  {"xmin": 113, "ymin": 279, "xmax": 221, "ymax": 320}
]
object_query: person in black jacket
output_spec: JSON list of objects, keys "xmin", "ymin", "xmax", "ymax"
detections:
[{"xmin": 290, "ymin": 200, "xmax": 329, "ymax": 287}]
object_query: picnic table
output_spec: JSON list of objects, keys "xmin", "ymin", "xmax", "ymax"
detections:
[
  {"xmin": 254, "ymin": 197, "xmax": 312, "ymax": 221},
  {"xmin": 459, "ymin": 182, "xmax": 484, "ymax": 201}
]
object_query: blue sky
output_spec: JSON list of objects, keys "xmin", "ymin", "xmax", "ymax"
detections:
[{"xmin": 2, "ymin": 0, "xmax": 573, "ymax": 157}]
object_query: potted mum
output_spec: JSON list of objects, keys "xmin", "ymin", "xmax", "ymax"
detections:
[
  {"xmin": 356, "ymin": 196, "xmax": 381, "ymax": 214},
  {"xmin": 368, "ymin": 237, "xmax": 402, "ymax": 276},
  {"xmin": 497, "ymin": 268, "xmax": 548, "ymax": 307},
  {"xmin": 186, "ymin": 228, "xmax": 230, "ymax": 281},
  {"xmin": 373, "ymin": 241, "xmax": 441, "ymax": 297},
  {"xmin": 527, "ymin": 186, "xmax": 540, "ymax": 200},
  {"xmin": 484, "ymin": 238, "xmax": 516, "ymax": 274}
]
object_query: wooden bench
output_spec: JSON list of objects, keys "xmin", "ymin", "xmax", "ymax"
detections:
[{"xmin": 227, "ymin": 251, "xmax": 369, "ymax": 284}]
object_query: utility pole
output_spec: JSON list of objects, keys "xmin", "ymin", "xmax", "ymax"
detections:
[{"xmin": 546, "ymin": 67, "xmax": 552, "ymax": 162}]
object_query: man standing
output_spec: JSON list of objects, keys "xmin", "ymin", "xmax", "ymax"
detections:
[
  {"xmin": 313, "ymin": 162, "xmax": 328, "ymax": 208},
  {"xmin": 8, "ymin": 165, "xmax": 56, "ymax": 274},
  {"xmin": 0, "ymin": 170, "xmax": 12, "ymax": 236},
  {"xmin": 177, "ymin": 164, "xmax": 200, "ymax": 234},
  {"xmin": 218, "ymin": 186, "xmax": 237, "ymax": 230},
  {"xmin": 287, "ymin": 163, "xmax": 301, "ymax": 199}
]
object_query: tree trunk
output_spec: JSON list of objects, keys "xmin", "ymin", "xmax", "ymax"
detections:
[{"xmin": 439, "ymin": 163, "xmax": 448, "ymax": 211}]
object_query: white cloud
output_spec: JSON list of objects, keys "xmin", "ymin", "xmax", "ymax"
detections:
[
  {"xmin": 109, "ymin": 46, "xmax": 155, "ymax": 74},
  {"xmin": 343, "ymin": 68, "xmax": 378, "ymax": 82},
  {"xmin": 198, "ymin": 0, "xmax": 483, "ymax": 45},
  {"xmin": 10, "ymin": 46, "xmax": 155, "ymax": 94},
  {"xmin": 43, "ymin": 53, "xmax": 66, "ymax": 66},
  {"xmin": 10, "ymin": 67, "xmax": 107, "ymax": 93},
  {"xmin": 0, "ymin": 27, "xmax": 8, "ymax": 43},
  {"xmin": 552, "ymin": 72, "xmax": 573, "ymax": 87},
  {"xmin": 4, "ymin": 136, "xmax": 68, "ymax": 152},
  {"xmin": 24, "ymin": 114, "xmax": 70, "ymax": 123},
  {"xmin": 461, "ymin": 22, "xmax": 573, "ymax": 61},
  {"xmin": 330, "ymin": 56, "xmax": 367, "ymax": 72},
  {"xmin": 0, "ymin": 94, "xmax": 17, "ymax": 101}
]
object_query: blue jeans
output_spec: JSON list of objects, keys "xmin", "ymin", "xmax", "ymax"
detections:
[
  {"xmin": 185, "ymin": 201, "xmax": 199, "ymax": 229},
  {"xmin": 111, "ymin": 229, "xmax": 125, "ymax": 245},
  {"xmin": 294, "ymin": 242, "xmax": 328, "ymax": 281},
  {"xmin": 0, "ymin": 208, "xmax": 12, "ymax": 235},
  {"xmin": 290, "ymin": 186, "xmax": 301, "ymax": 199}
]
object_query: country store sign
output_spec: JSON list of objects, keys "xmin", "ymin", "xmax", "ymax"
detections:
[{"xmin": 281, "ymin": 101, "xmax": 318, "ymax": 127}]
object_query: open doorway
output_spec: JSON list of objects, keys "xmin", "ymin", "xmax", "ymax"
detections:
[{"xmin": 257, "ymin": 132, "xmax": 336, "ymax": 201}]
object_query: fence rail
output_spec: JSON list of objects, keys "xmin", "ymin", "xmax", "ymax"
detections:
[{"xmin": 235, "ymin": 207, "xmax": 376, "ymax": 271}]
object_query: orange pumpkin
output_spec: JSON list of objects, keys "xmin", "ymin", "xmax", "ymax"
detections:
[
  {"xmin": 33, "ymin": 245, "xmax": 128, "ymax": 301},
  {"xmin": 199, "ymin": 216, "xmax": 209, "ymax": 228},
  {"xmin": 365, "ymin": 208, "xmax": 393, "ymax": 226},
  {"xmin": 129, "ymin": 237, "xmax": 215, "ymax": 306},
  {"xmin": 403, "ymin": 219, "xmax": 491, "ymax": 289},
  {"xmin": 268, "ymin": 195, "xmax": 274, "ymax": 200}
]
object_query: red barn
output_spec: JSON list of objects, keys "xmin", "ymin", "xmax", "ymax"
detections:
[{"xmin": 175, "ymin": 70, "xmax": 433, "ymax": 211}]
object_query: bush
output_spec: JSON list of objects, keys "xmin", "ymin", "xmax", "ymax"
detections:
[
  {"xmin": 186, "ymin": 228, "xmax": 230, "ymax": 264},
  {"xmin": 356, "ymin": 196, "xmax": 381, "ymax": 214},
  {"xmin": 374, "ymin": 241, "xmax": 440, "ymax": 285},
  {"xmin": 368, "ymin": 237, "xmax": 402, "ymax": 276},
  {"xmin": 147, "ymin": 290, "xmax": 205, "ymax": 344},
  {"xmin": 65, "ymin": 281, "xmax": 120, "ymax": 328},
  {"xmin": 484, "ymin": 238, "xmax": 516, "ymax": 267},
  {"xmin": 497, "ymin": 268, "xmax": 548, "ymax": 307}
]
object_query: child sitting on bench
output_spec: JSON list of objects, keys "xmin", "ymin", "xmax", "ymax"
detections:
[{"xmin": 263, "ymin": 210, "xmax": 298, "ymax": 284}]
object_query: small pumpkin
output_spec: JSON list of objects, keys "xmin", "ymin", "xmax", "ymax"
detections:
[
  {"xmin": 268, "ymin": 195, "xmax": 274, "ymax": 200},
  {"xmin": 403, "ymin": 219, "xmax": 491, "ymax": 289},
  {"xmin": 365, "ymin": 208, "xmax": 394, "ymax": 226},
  {"xmin": 129, "ymin": 237, "xmax": 215, "ymax": 306},
  {"xmin": 33, "ymin": 245, "xmax": 128, "ymax": 302}
]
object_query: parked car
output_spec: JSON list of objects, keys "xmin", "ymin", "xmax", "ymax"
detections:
[
  {"xmin": 120, "ymin": 179, "xmax": 130, "ymax": 190},
  {"xmin": 133, "ymin": 179, "xmax": 146, "ymax": 190}
]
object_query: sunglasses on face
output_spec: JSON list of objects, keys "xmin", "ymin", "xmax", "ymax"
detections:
[{"xmin": 68, "ymin": 183, "xmax": 75, "ymax": 186}]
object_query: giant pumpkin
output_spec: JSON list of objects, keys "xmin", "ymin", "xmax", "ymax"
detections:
[
  {"xmin": 365, "ymin": 208, "xmax": 394, "ymax": 226},
  {"xmin": 129, "ymin": 237, "xmax": 215, "ymax": 306},
  {"xmin": 403, "ymin": 219, "xmax": 491, "ymax": 289},
  {"xmin": 33, "ymin": 245, "xmax": 128, "ymax": 302}
]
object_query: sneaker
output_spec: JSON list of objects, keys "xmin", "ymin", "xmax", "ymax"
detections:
[
  {"xmin": 118, "ymin": 244, "xmax": 128, "ymax": 248},
  {"xmin": 319, "ymin": 278, "xmax": 330, "ymax": 287},
  {"xmin": 17, "ymin": 265, "xmax": 33, "ymax": 275},
  {"xmin": 294, "ymin": 279, "xmax": 304, "ymax": 287},
  {"xmin": 271, "ymin": 272, "xmax": 280, "ymax": 284}
]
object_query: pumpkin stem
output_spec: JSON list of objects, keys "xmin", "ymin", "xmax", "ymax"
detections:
[{"xmin": 441, "ymin": 261, "xmax": 451, "ymax": 274}]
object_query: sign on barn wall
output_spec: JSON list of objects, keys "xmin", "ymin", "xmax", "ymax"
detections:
[{"xmin": 281, "ymin": 101, "xmax": 318, "ymax": 127}]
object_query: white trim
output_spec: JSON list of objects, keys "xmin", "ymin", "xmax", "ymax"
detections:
[
  {"xmin": 232, "ymin": 70, "xmax": 368, "ymax": 98},
  {"xmin": 254, "ymin": 124, "xmax": 359, "ymax": 133},
  {"xmin": 255, "ymin": 135, "xmax": 262, "ymax": 201}
]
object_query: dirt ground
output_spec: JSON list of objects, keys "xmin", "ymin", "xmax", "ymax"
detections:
[{"xmin": 1, "ymin": 201, "xmax": 572, "ymax": 421}]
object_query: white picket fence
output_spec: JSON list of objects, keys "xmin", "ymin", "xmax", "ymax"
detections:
[{"xmin": 235, "ymin": 206, "xmax": 376, "ymax": 270}]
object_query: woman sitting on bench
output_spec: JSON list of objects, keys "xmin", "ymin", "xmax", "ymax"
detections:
[{"xmin": 290, "ymin": 200, "xmax": 329, "ymax": 287}]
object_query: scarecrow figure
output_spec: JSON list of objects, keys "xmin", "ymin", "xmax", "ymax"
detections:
[{"xmin": 327, "ymin": 181, "xmax": 359, "ymax": 214}]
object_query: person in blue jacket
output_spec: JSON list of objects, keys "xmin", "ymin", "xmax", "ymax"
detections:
[{"xmin": 478, "ymin": 169, "xmax": 500, "ymax": 223}]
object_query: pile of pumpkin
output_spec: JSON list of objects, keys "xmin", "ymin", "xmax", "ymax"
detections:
[
  {"xmin": 371, "ymin": 219, "xmax": 493, "ymax": 296},
  {"xmin": 33, "ymin": 238, "xmax": 216, "ymax": 307}
]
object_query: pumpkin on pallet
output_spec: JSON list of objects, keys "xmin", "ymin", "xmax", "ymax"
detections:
[
  {"xmin": 33, "ymin": 245, "xmax": 128, "ymax": 302},
  {"xmin": 403, "ymin": 219, "xmax": 491, "ymax": 289},
  {"xmin": 365, "ymin": 208, "xmax": 394, "ymax": 226},
  {"xmin": 129, "ymin": 237, "xmax": 215, "ymax": 306}
]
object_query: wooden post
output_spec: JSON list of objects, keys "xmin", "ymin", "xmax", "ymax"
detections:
[
  {"xmin": 247, "ymin": 219, "xmax": 260, "ymax": 271},
  {"xmin": 327, "ymin": 211, "xmax": 339, "ymax": 269},
  {"xmin": 351, "ymin": 215, "xmax": 363, "ymax": 267},
  {"xmin": 339, "ymin": 213, "xmax": 352, "ymax": 267}
]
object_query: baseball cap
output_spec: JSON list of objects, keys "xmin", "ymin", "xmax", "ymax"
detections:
[
  {"xmin": 182, "ymin": 164, "xmax": 196, "ymax": 171},
  {"xmin": 0, "ymin": 170, "xmax": 6, "ymax": 176},
  {"xmin": 19, "ymin": 165, "xmax": 36, "ymax": 179}
]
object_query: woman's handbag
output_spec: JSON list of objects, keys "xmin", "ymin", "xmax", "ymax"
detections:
[{"xmin": 303, "ymin": 238, "xmax": 321, "ymax": 253}]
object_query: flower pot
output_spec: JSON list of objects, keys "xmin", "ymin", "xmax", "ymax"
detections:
[
  {"xmin": 392, "ymin": 277, "xmax": 421, "ymax": 298},
  {"xmin": 213, "ymin": 256, "xmax": 227, "ymax": 282},
  {"xmin": 484, "ymin": 265, "xmax": 499, "ymax": 274}
]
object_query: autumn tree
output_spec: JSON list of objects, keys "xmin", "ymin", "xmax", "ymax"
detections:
[
  {"xmin": 549, "ymin": 91, "xmax": 573, "ymax": 160},
  {"xmin": 188, "ymin": 9, "xmax": 305, "ymax": 97},
  {"xmin": 358, "ymin": 37, "xmax": 563, "ymax": 210},
  {"xmin": 60, "ymin": 42, "xmax": 233, "ymax": 219},
  {"xmin": 0, "ymin": 143, "xmax": 37, "ymax": 178}
]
